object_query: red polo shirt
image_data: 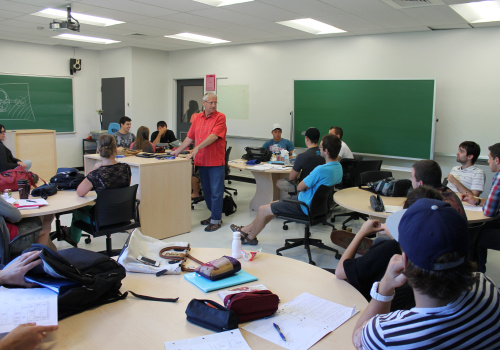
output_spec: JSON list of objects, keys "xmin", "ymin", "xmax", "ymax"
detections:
[{"xmin": 187, "ymin": 110, "xmax": 227, "ymax": 166}]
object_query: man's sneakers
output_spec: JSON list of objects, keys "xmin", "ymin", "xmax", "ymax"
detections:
[{"xmin": 330, "ymin": 230, "xmax": 373, "ymax": 255}]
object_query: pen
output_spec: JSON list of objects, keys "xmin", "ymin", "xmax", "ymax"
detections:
[
  {"xmin": 273, "ymin": 323, "xmax": 286, "ymax": 342},
  {"xmin": 26, "ymin": 200, "xmax": 37, "ymax": 203}
]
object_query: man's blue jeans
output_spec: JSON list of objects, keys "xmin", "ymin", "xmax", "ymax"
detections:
[{"xmin": 198, "ymin": 165, "xmax": 225, "ymax": 224}]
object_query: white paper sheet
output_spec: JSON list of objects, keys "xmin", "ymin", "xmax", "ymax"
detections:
[
  {"xmin": 462, "ymin": 203, "xmax": 484, "ymax": 212},
  {"xmin": 384, "ymin": 205, "xmax": 403, "ymax": 213},
  {"xmin": 243, "ymin": 293, "xmax": 358, "ymax": 350},
  {"xmin": 164, "ymin": 329, "xmax": 251, "ymax": 350},
  {"xmin": 0, "ymin": 287, "xmax": 58, "ymax": 333}
]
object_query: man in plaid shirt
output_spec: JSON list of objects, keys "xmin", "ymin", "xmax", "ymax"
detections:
[{"xmin": 462, "ymin": 143, "xmax": 500, "ymax": 272}]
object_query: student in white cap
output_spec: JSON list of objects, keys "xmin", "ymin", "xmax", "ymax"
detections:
[{"xmin": 262, "ymin": 123, "xmax": 294, "ymax": 153}]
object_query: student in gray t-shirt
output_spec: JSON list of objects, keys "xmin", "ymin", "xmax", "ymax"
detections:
[{"xmin": 113, "ymin": 116, "xmax": 135, "ymax": 148}]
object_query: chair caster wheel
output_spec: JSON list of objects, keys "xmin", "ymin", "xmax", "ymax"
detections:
[
  {"xmin": 191, "ymin": 205, "xmax": 194, "ymax": 210},
  {"xmin": 309, "ymin": 261, "xmax": 316, "ymax": 266},
  {"xmin": 234, "ymin": 191, "xmax": 237, "ymax": 195},
  {"xmin": 276, "ymin": 252, "xmax": 282, "ymax": 256},
  {"xmin": 335, "ymin": 253, "xmax": 341, "ymax": 260},
  {"xmin": 85, "ymin": 237, "xmax": 92, "ymax": 244},
  {"xmin": 283, "ymin": 225, "xmax": 288, "ymax": 230}
]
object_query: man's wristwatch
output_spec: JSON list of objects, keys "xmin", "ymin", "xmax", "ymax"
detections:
[
  {"xmin": 370, "ymin": 282, "xmax": 395, "ymax": 302},
  {"xmin": 475, "ymin": 198, "xmax": 482, "ymax": 206}
]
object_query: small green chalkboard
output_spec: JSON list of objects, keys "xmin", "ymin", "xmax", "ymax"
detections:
[{"xmin": 0, "ymin": 74, "xmax": 73, "ymax": 132}]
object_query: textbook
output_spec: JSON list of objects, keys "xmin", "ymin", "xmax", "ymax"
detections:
[{"xmin": 184, "ymin": 270, "xmax": 258, "ymax": 293}]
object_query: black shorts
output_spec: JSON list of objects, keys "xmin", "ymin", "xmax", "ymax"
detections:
[{"xmin": 270, "ymin": 199, "xmax": 305, "ymax": 216}]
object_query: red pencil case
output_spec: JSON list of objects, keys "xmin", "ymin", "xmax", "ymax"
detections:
[{"xmin": 223, "ymin": 290, "xmax": 279, "ymax": 323}]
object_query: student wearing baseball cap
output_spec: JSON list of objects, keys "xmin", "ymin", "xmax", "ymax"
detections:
[
  {"xmin": 262, "ymin": 123, "xmax": 294, "ymax": 153},
  {"xmin": 353, "ymin": 198, "xmax": 500, "ymax": 349}
]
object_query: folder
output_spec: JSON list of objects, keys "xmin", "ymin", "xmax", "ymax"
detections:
[{"xmin": 184, "ymin": 270, "xmax": 258, "ymax": 293}]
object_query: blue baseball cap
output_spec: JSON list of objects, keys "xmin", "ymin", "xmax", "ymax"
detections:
[{"xmin": 386, "ymin": 198, "xmax": 469, "ymax": 271}]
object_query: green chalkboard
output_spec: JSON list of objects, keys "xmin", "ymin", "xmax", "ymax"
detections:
[
  {"xmin": 294, "ymin": 80, "xmax": 435, "ymax": 159},
  {"xmin": 0, "ymin": 74, "xmax": 73, "ymax": 132}
]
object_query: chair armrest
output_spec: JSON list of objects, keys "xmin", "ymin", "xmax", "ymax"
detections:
[{"xmin": 282, "ymin": 198, "xmax": 310, "ymax": 212}]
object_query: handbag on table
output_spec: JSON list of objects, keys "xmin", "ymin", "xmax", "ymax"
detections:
[{"xmin": 0, "ymin": 166, "xmax": 41, "ymax": 191}]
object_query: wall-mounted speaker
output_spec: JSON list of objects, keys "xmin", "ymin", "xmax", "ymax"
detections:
[{"xmin": 70, "ymin": 58, "xmax": 82, "ymax": 75}]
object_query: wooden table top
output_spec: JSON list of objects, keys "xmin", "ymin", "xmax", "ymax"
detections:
[
  {"xmin": 334, "ymin": 187, "xmax": 494, "ymax": 224},
  {"xmin": 229, "ymin": 159, "xmax": 292, "ymax": 173},
  {"xmin": 41, "ymin": 248, "xmax": 367, "ymax": 350},
  {"xmin": 13, "ymin": 190, "xmax": 96, "ymax": 218}
]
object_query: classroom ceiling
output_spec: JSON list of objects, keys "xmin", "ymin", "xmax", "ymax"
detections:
[{"xmin": 0, "ymin": 0, "xmax": 497, "ymax": 52}]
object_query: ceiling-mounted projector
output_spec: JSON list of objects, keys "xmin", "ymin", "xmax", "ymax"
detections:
[{"xmin": 49, "ymin": 6, "xmax": 80, "ymax": 32}]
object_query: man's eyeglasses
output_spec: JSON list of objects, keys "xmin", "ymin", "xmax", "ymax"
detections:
[{"xmin": 0, "ymin": 131, "xmax": 6, "ymax": 134}]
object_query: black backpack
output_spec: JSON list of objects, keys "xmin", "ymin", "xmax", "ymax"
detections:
[
  {"xmin": 50, "ymin": 169, "xmax": 85, "ymax": 190},
  {"xmin": 24, "ymin": 244, "xmax": 127, "ymax": 320},
  {"xmin": 223, "ymin": 195, "xmax": 237, "ymax": 216},
  {"xmin": 242, "ymin": 147, "xmax": 272, "ymax": 162}
]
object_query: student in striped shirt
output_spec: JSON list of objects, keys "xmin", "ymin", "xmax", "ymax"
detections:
[{"xmin": 353, "ymin": 198, "xmax": 500, "ymax": 350}]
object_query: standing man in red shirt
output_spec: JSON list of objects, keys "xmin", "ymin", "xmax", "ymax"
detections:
[{"xmin": 172, "ymin": 92, "xmax": 227, "ymax": 232}]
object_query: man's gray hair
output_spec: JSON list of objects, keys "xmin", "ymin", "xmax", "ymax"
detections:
[{"xmin": 203, "ymin": 92, "xmax": 217, "ymax": 101}]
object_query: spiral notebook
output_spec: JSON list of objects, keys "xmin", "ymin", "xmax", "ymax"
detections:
[{"xmin": 184, "ymin": 270, "xmax": 258, "ymax": 293}]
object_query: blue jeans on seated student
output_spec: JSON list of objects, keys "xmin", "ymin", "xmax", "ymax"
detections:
[{"xmin": 198, "ymin": 165, "xmax": 225, "ymax": 224}]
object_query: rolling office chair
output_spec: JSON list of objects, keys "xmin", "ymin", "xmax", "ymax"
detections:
[
  {"xmin": 108, "ymin": 123, "xmax": 120, "ymax": 134},
  {"xmin": 0, "ymin": 217, "xmax": 40, "ymax": 265},
  {"xmin": 224, "ymin": 146, "xmax": 237, "ymax": 196},
  {"xmin": 73, "ymin": 185, "xmax": 140, "ymax": 257},
  {"xmin": 276, "ymin": 185, "xmax": 341, "ymax": 265},
  {"xmin": 332, "ymin": 160, "xmax": 386, "ymax": 229}
]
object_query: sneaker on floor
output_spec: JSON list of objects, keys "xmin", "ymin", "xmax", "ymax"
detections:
[{"xmin": 330, "ymin": 230, "xmax": 373, "ymax": 255}]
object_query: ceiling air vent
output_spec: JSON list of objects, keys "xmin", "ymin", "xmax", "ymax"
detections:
[{"xmin": 380, "ymin": 0, "xmax": 445, "ymax": 9}]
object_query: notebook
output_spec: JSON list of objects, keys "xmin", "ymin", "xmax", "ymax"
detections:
[{"xmin": 184, "ymin": 270, "xmax": 258, "ymax": 293}]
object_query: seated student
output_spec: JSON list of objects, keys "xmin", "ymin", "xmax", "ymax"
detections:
[
  {"xmin": 61, "ymin": 134, "xmax": 131, "ymax": 244},
  {"xmin": 150, "ymin": 121, "xmax": 177, "ymax": 145},
  {"xmin": 411, "ymin": 159, "xmax": 467, "ymax": 219},
  {"xmin": 0, "ymin": 124, "xmax": 31, "ymax": 172},
  {"xmin": 0, "ymin": 251, "xmax": 58, "ymax": 350},
  {"xmin": 276, "ymin": 127, "xmax": 325, "ymax": 193},
  {"xmin": 334, "ymin": 186, "xmax": 443, "ymax": 311},
  {"xmin": 446, "ymin": 141, "xmax": 485, "ymax": 196},
  {"xmin": 353, "ymin": 198, "xmax": 500, "ymax": 349},
  {"xmin": 130, "ymin": 126, "xmax": 155, "ymax": 153},
  {"xmin": 231, "ymin": 134, "xmax": 342, "ymax": 244},
  {"xmin": 1, "ymin": 196, "xmax": 53, "ymax": 250},
  {"xmin": 462, "ymin": 142, "xmax": 500, "ymax": 272},
  {"xmin": 328, "ymin": 126, "xmax": 354, "ymax": 159},
  {"xmin": 113, "ymin": 116, "xmax": 135, "ymax": 149},
  {"xmin": 262, "ymin": 123, "xmax": 294, "ymax": 153}
]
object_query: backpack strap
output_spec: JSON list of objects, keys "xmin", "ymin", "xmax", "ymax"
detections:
[{"xmin": 123, "ymin": 291, "xmax": 179, "ymax": 303}]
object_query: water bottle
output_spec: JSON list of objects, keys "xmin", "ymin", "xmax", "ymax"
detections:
[
  {"xmin": 232, "ymin": 232, "xmax": 242, "ymax": 259},
  {"xmin": 284, "ymin": 152, "xmax": 290, "ymax": 166}
]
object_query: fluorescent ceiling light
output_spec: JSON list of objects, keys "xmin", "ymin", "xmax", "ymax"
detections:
[
  {"xmin": 54, "ymin": 34, "xmax": 120, "ymax": 45},
  {"xmin": 277, "ymin": 18, "xmax": 346, "ymax": 35},
  {"xmin": 192, "ymin": 0, "xmax": 253, "ymax": 6},
  {"xmin": 165, "ymin": 33, "xmax": 230, "ymax": 44},
  {"xmin": 450, "ymin": 1, "xmax": 500, "ymax": 23},
  {"xmin": 33, "ymin": 8, "xmax": 124, "ymax": 26}
]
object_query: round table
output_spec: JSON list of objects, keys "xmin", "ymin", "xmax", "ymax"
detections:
[
  {"xmin": 41, "ymin": 248, "xmax": 367, "ymax": 349},
  {"xmin": 14, "ymin": 190, "xmax": 96, "ymax": 218},
  {"xmin": 334, "ymin": 187, "xmax": 493, "ymax": 223},
  {"xmin": 229, "ymin": 159, "xmax": 292, "ymax": 210}
]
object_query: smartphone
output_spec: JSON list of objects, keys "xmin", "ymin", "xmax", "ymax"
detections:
[{"xmin": 137, "ymin": 255, "xmax": 160, "ymax": 267}]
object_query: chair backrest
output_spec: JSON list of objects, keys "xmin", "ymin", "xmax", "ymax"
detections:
[
  {"xmin": 360, "ymin": 170, "xmax": 392, "ymax": 185},
  {"xmin": 309, "ymin": 185, "xmax": 336, "ymax": 225},
  {"xmin": 353, "ymin": 160, "xmax": 383, "ymax": 187},
  {"xmin": 339, "ymin": 158, "xmax": 358, "ymax": 188},
  {"xmin": 108, "ymin": 122, "xmax": 120, "ymax": 134},
  {"xmin": 94, "ymin": 184, "xmax": 139, "ymax": 232},
  {"xmin": 0, "ymin": 217, "xmax": 10, "ymax": 266},
  {"xmin": 225, "ymin": 146, "xmax": 232, "ymax": 177}
]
